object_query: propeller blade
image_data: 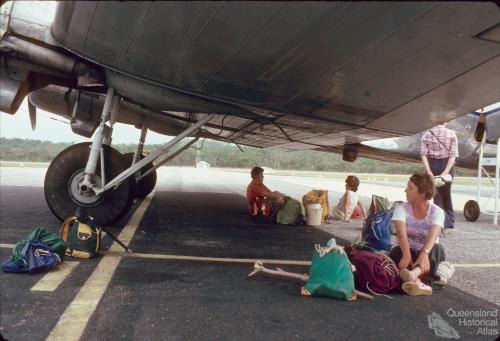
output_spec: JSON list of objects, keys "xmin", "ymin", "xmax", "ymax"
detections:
[{"xmin": 28, "ymin": 99, "xmax": 37, "ymax": 130}]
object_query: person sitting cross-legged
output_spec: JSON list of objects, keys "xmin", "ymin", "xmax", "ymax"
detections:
[{"xmin": 390, "ymin": 173, "xmax": 447, "ymax": 296}]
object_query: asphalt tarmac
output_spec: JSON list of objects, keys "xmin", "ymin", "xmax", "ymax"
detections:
[{"xmin": 0, "ymin": 167, "xmax": 499, "ymax": 341}]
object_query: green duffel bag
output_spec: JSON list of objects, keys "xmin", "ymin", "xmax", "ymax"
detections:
[
  {"xmin": 11, "ymin": 227, "xmax": 66, "ymax": 264},
  {"xmin": 302, "ymin": 245, "xmax": 356, "ymax": 301},
  {"xmin": 276, "ymin": 197, "xmax": 304, "ymax": 225}
]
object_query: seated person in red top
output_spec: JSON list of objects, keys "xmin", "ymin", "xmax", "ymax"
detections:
[{"xmin": 247, "ymin": 166, "xmax": 285, "ymax": 216}]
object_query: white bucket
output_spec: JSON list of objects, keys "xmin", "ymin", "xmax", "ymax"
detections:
[{"xmin": 306, "ymin": 203, "xmax": 322, "ymax": 226}]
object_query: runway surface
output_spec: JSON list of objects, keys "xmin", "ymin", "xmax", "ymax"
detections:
[{"xmin": 1, "ymin": 167, "xmax": 499, "ymax": 340}]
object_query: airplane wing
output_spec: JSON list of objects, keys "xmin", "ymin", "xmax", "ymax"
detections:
[
  {"xmin": 3, "ymin": 1, "xmax": 500, "ymax": 150},
  {"xmin": 1, "ymin": 1, "xmax": 500, "ymax": 225}
]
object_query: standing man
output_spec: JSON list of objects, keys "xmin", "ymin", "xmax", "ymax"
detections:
[{"xmin": 420, "ymin": 122, "xmax": 459, "ymax": 229}]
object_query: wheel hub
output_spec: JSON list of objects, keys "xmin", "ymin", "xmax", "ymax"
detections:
[{"xmin": 68, "ymin": 169, "xmax": 104, "ymax": 207}]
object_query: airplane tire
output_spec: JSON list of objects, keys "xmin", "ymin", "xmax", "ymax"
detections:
[
  {"xmin": 122, "ymin": 152, "xmax": 157, "ymax": 199},
  {"xmin": 463, "ymin": 200, "xmax": 480, "ymax": 222},
  {"xmin": 44, "ymin": 142, "xmax": 134, "ymax": 226}
]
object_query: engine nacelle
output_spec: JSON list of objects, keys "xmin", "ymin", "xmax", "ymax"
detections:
[
  {"xmin": 29, "ymin": 87, "xmax": 101, "ymax": 137},
  {"xmin": 342, "ymin": 146, "xmax": 358, "ymax": 162}
]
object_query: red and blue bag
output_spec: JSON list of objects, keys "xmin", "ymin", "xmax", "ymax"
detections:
[{"xmin": 2, "ymin": 241, "xmax": 61, "ymax": 273}]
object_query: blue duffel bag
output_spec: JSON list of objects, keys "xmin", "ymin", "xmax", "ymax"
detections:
[{"xmin": 2, "ymin": 241, "xmax": 61, "ymax": 273}]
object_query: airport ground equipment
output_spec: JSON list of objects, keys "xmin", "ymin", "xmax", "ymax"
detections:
[{"xmin": 463, "ymin": 135, "xmax": 500, "ymax": 225}]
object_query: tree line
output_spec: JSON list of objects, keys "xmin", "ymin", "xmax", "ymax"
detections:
[{"xmin": 0, "ymin": 137, "xmax": 425, "ymax": 174}]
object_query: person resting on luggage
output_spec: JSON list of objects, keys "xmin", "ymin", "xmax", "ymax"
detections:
[
  {"xmin": 332, "ymin": 175, "xmax": 366, "ymax": 223},
  {"xmin": 390, "ymin": 173, "xmax": 448, "ymax": 296},
  {"xmin": 247, "ymin": 166, "xmax": 285, "ymax": 217}
]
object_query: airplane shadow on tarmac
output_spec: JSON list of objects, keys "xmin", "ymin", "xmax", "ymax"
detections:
[
  {"xmin": 1, "ymin": 187, "xmax": 499, "ymax": 340},
  {"xmin": 132, "ymin": 191, "xmax": 339, "ymax": 260}
]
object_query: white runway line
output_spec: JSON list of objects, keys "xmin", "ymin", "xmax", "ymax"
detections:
[
  {"xmin": 2, "ymin": 242, "xmax": 500, "ymax": 268},
  {"xmin": 31, "ymin": 261, "xmax": 79, "ymax": 292},
  {"xmin": 45, "ymin": 195, "xmax": 153, "ymax": 341}
]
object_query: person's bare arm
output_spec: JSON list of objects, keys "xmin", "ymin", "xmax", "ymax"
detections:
[
  {"xmin": 262, "ymin": 184, "xmax": 272, "ymax": 192},
  {"xmin": 343, "ymin": 191, "xmax": 350, "ymax": 222},
  {"xmin": 421, "ymin": 155, "xmax": 433, "ymax": 177},
  {"xmin": 442, "ymin": 156, "xmax": 456, "ymax": 176},
  {"xmin": 413, "ymin": 224, "xmax": 441, "ymax": 274},
  {"xmin": 263, "ymin": 191, "xmax": 284, "ymax": 200},
  {"xmin": 395, "ymin": 220, "xmax": 412, "ymax": 270},
  {"xmin": 262, "ymin": 185, "xmax": 284, "ymax": 200}
]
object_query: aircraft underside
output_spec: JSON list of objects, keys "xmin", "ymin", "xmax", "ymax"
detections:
[{"xmin": 1, "ymin": 1, "xmax": 499, "ymax": 224}]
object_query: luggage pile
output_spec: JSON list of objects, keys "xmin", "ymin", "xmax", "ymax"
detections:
[{"xmin": 2, "ymin": 209, "xmax": 103, "ymax": 274}]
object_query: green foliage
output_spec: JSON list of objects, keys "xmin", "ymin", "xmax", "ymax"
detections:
[
  {"xmin": 0, "ymin": 137, "xmax": 425, "ymax": 174},
  {"xmin": 0, "ymin": 138, "xmax": 75, "ymax": 162}
]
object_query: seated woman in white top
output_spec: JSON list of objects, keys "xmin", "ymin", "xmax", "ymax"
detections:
[
  {"xmin": 332, "ymin": 175, "xmax": 366, "ymax": 222},
  {"xmin": 390, "ymin": 173, "xmax": 446, "ymax": 296}
]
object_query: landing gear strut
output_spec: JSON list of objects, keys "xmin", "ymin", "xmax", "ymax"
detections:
[
  {"xmin": 43, "ymin": 87, "xmax": 214, "ymax": 225},
  {"xmin": 123, "ymin": 152, "xmax": 156, "ymax": 199},
  {"xmin": 123, "ymin": 124, "xmax": 157, "ymax": 199}
]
